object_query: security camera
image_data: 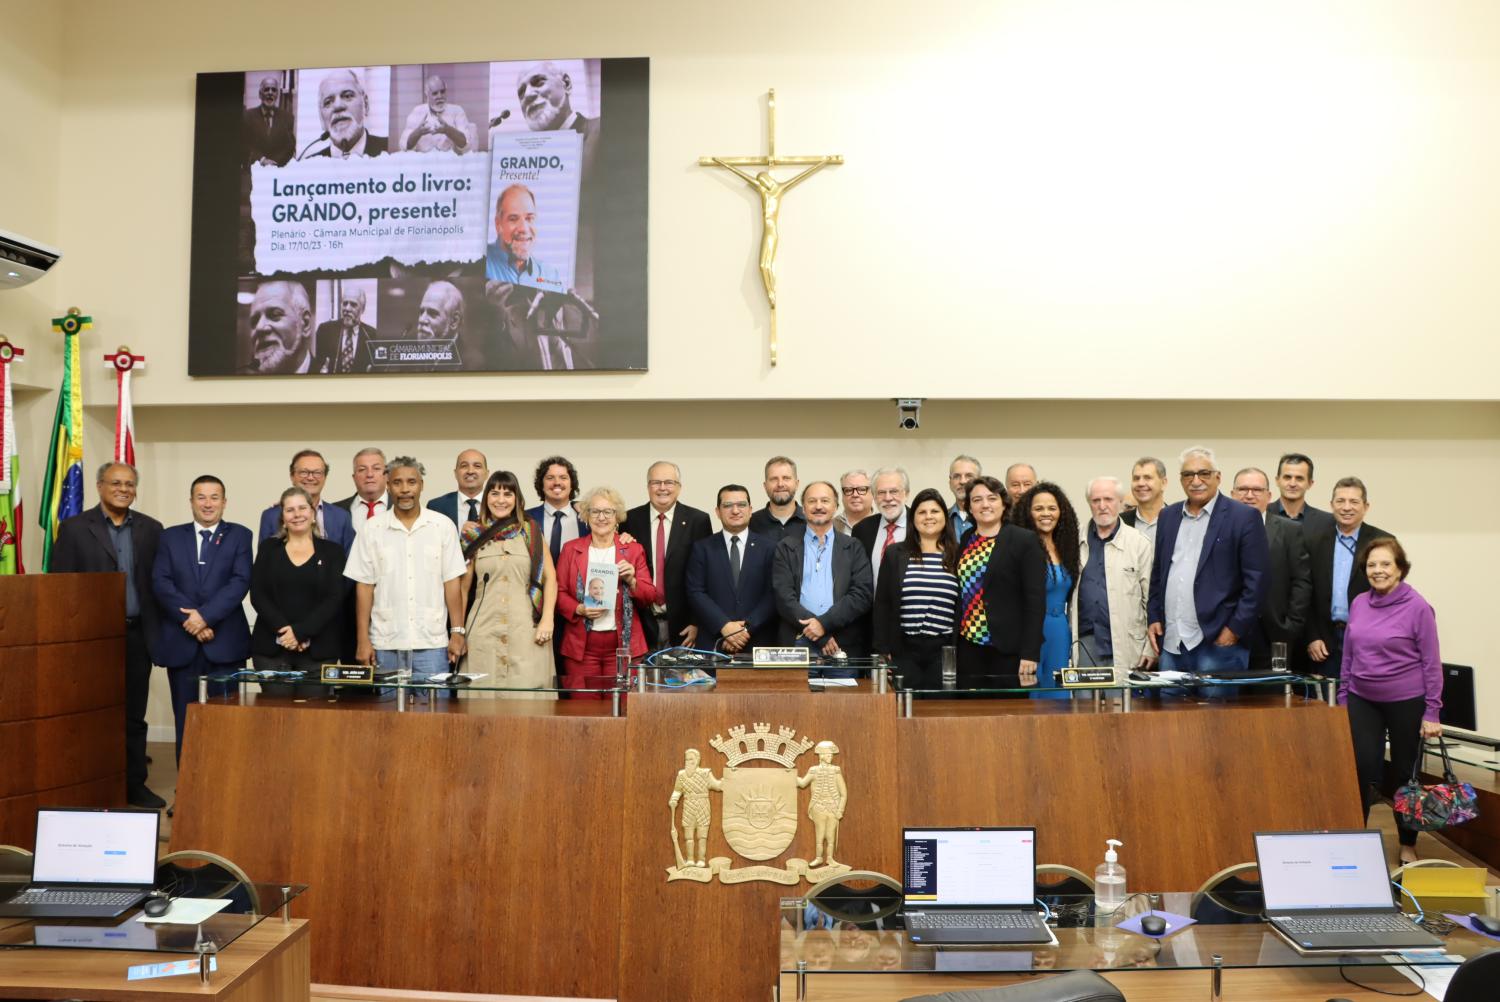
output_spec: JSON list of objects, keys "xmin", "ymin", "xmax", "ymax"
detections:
[{"xmin": 895, "ymin": 398, "xmax": 922, "ymax": 431}]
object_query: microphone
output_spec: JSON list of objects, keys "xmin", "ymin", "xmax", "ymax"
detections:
[
  {"xmin": 488, "ymin": 109, "xmax": 511, "ymax": 129},
  {"xmin": 297, "ymin": 130, "xmax": 331, "ymax": 160}
]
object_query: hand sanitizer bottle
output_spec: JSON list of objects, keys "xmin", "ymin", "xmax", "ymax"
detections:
[{"xmin": 1095, "ymin": 839, "xmax": 1126, "ymax": 913}]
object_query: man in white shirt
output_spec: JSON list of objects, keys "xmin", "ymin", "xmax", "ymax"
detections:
[
  {"xmin": 400, "ymin": 75, "xmax": 476, "ymax": 153},
  {"xmin": 334, "ymin": 446, "xmax": 390, "ymax": 529},
  {"xmin": 344, "ymin": 456, "xmax": 467, "ymax": 678},
  {"xmin": 1122, "ymin": 456, "xmax": 1168, "ymax": 547},
  {"xmin": 852, "ymin": 466, "xmax": 909, "ymax": 585}
]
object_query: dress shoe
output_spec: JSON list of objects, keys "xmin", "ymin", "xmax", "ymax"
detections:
[{"xmin": 128, "ymin": 786, "xmax": 167, "ymax": 809}]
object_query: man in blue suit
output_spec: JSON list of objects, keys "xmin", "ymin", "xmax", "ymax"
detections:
[
  {"xmin": 257, "ymin": 449, "xmax": 356, "ymax": 551},
  {"xmin": 685, "ymin": 484, "xmax": 778, "ymax": 656},
  {"xmin": 427, "ymin": 448, "xmax": 489, "ymax": 532},
  {"xmin": 152, "ymin": 476, "xmax": 253, "ymax": 763},
  {"xmin": 1147, "ymin": 447, "xmax": 1270, "ymax": 672}
]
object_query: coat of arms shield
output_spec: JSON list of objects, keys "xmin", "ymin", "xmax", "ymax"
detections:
[{"xmin": 719, "ymin": 766, "xmax": 798, "ymax": 860}]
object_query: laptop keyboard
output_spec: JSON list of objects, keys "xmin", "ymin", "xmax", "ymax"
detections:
[
  {"xmin": 907, "ymin": 911, "xmax": 1039, "ymax": 929},
  {"xmin": 6, "ymin": 889, "xmax": 141, "ymax": 907},
  {"xmin": 1278, "ymin": 914, "xmax": 1418, "ymax": 935}
]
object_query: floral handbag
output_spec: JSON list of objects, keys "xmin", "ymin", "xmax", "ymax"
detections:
[{"xmin": 1393, "ymin": 736, "xmax": 1479, "ymax": 831}]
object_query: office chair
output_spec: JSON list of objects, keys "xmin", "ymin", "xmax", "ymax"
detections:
[
  {"xmin": 0, "ymin": 845, "xmax": 31, "ymax": 883},
  {"xmin": 1190, "ymin": 862, "xmax": 1262, "ymax": 921},
  {"xmin": 154, "ymin": 850, "xmax": 261, "ymax": 915},
  {"xmin": 1035, "ymin": 863, "xmax": 1094, "ymax": 895},
  {"xmin": 805, "ymin": 870, "xmax": 902, "ymax": 925},
  {"xmin": 1446, "ymin": 949, "xmax": 1500, "ymax": 1002},
  {"xmin": 901, "ymin": 970, "xmax": 1124, "ymax": 1001},
  {"xmin": 1390, "ymin": 857, "xmax": 1461, "ymax": 881}
]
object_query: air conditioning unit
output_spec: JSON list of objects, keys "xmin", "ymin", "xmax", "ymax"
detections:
[{"xmin": 0, "ymin": 228, "xmax": 62, "ymax": 290}]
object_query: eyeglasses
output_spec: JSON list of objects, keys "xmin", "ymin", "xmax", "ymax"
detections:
[
  {"xmin": 841, "ymin": 485, "xmax": 870, "ymax": 496},
  {"xmin": 647, "ymin": 480, "xmax": 680, "ymax": 489},
  {"xmin": 587, "ymin": 508, "xmax": 616, "ymax": 519},
  {"xmin": 719, "ymin": 501, "xmax": 751, "ymax": 510},
  {"xmin": 1180, "ymin": 469, "xmax": 1217, "ymax": 481},
  {"xmin": 875, "ymin": 489, "xmax": 905, "ymax": 499},
  {"xmin": 1232, "ymin": 486, "xmax": 1268, "ymax": 496},
  {"xmin": 294, "ymin": 468, "xmax": 327, "ymax": 479}
]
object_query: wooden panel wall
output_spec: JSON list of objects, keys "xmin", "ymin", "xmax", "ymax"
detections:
[
  {"xmin": 616, "ymin": 692, "xmax": 901, "ymax": 1002},
  {"xmin": 171, "ymin": 705, "xmax": 627, "ymax": 999},
  {"xmin": 0, "ymin": 574, "xmax": 125, "ymax": 847},
  {"xmin": 898, "ymin": 702, "xmax": 1365, "ymax": 891}
]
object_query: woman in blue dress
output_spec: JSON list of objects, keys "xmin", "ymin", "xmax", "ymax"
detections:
[{"xmin": 1013, "ymin": 483, "xmax": 1081, "ymax": 696}]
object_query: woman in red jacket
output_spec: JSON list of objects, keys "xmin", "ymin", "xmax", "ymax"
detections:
[{"xmin": 555, "ymin": 485, "xmax": 661, "ymax": 696}]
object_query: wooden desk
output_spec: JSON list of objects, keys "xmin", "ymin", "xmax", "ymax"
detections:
[{"xmin": 0, "ymin": 917, "xmax": 309, "ymax": 1000}]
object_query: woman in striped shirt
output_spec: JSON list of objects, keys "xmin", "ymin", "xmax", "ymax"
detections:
[{"xmin": 874, "ymin": 488, "xmax": 960, "ymax": 687}]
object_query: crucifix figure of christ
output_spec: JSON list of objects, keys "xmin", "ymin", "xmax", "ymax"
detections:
[{"xmin": 699, "ymin": 89, "xmax": 842, "ymax": 365}]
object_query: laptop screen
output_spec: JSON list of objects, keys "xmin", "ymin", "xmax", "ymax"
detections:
[
  {"xmin": 903, "ymin": 827, "xmax": 1035, "ymax": 906},
  {"xmin": 1255, "ymin": 830, "xmax": 1392, "ymax": 911},
  {"xmin": 31, "ymin": 809, "xmax": 159, "ymax": 886}
]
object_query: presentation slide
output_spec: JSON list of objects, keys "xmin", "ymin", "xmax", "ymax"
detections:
[
  {"xmin": 32, "ymin": 811, "xmax": 158, "ymax": 886},
  {"xmin": 187, "ymin": 57, "xmax": 649, "ymax": 376},
  {"xmin": 1257, "ymin": 832, "xmax": 1392, "ymax": 910},
  {"xmin": 903, "ymin": 829, "xmax": 1033, "ymax": 906}
]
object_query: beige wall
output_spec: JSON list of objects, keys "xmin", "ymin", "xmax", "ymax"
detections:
[{"xmin": 0, "ymin": 1, "xmax": 1497, "ymax": 731}]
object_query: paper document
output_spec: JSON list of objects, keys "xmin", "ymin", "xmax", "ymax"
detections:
[{"xmin": 135, "ymin": 897, "xmax": 231, "ymax": 925}]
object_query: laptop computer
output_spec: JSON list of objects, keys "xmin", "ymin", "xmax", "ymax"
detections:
[
  {"xmin": 900, "ymin": 827, "xmax": 1056, "ymax": 945},
  {"xmin": 1254, "ymin": 829, "xmax": 1442, "ymax": 953},
  {"xmin": 0, "ymin": 807, "xmax": 160, "ymax": 919}
]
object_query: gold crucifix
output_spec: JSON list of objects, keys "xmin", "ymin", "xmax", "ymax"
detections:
[{"xmin": 699, "ymin": 89, "xmax": 842, "ymax": 365}]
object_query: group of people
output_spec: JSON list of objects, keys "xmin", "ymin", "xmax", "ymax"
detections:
[{"xmin": 49, "ymin": 446, "xmax": 1442, "ymax": 858}]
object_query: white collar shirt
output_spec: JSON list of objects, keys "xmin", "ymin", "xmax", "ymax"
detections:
[{"xmin": 343, "ymin": 507, "xmax": 467, "ymax": 650}]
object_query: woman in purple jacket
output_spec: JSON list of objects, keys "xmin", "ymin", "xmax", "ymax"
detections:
[{"xmin": 1337, "ymin": 536, "xmax": 1442, "ymax": 862}]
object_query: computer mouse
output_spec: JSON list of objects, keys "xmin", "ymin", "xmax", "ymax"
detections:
[
  {"xmin": 143, "ymin": 896, "xmax": 172, "ymax": 918},
  {"xmin": 1469, "ymin": 912, "xmax": 1500, "ymax": 936},
  {"xmin": 1139, "ymin": 914, "xmax": 1168, "ymax": 936}
]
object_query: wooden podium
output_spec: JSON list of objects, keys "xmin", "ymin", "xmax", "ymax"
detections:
[{"xmin": 0, "ymin": 573, "xmax": 127, "ymax": 847}]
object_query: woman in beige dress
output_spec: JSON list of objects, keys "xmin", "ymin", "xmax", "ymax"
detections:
[{"xmin": 460, "ymin": 470, "xmax": 557, "ymax": 698}]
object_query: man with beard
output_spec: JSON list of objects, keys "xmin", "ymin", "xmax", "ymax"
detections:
[
  {"xmin": 748, "ymin": 456, "xmax": 805, "ymax": 541},
  {"xmin": 427, "ymin": 449, "xmax": 489, "ymax": 533},
  {"xmin": 243, "ymin": 74, "xmax": 294, "ymax": 167},
  {"xmin": 515, "ymin": 61, "xmax": 598, "ymax": 143},
  {"xmin": 400, "ymin": 74, "xmax": 475, "ymax": 153},
  {"xmin": 245, "ymin": 281, "xmax": 315, "ymax": 374},
  {"xmin": 414, "ymin": 281, "xmax": 465, "ymax": 340},
  {"xmin": 300, "ymin": 69, "xmax": 388, "ymax": 160},
  {"xmin": 485, "ymin": 184, "xmax": 563, "ymax": 292},
  {"xmin": 313, "ymin": 287, "xmax": 376, "ymax": 374}
]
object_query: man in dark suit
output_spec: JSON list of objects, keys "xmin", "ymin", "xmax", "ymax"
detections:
[
  {"xmin": 1146, "ymin": 448, "xmax": 1270, "ymax": 673},
  {"xmin": 1231, "ymin": 468, "xmax": 1312, "ymax": 671},
  {"xmin": 1305, "ymin": 476, "xmax": 1391, "ymax": 678},
  {"xmin": 852, "ymin": 467, "xmax": 910, "ymax": 581},
  {"xmin": 298, "ymin": 69, "xmax": 388, "ymax": 160},
  {"xmin": 427, "ymin": 449, "xmax": 489, "ymax": 532},
  {"xmin": 257, "ymin": 449, "xmax": 356, "ymax": 551},
  {"xmin": 243, "ymin": 75, "xmax": 294, "ymax": 167},
  {"xmin": 333, "ymin": 446, "xmax": 391, "ymax": 526},
  {"xmin": 1267, "ymin": 452, "xmax": 1336, "ymax": 533},
  {"xmin": 623, "ymin": 462, "xmax": 713, "ymax": 649},
  {"xmin": 771, "ymin": 482, "xmax": 875, "ymax": 668},
  {"xmin": 150, "ymin": 476, "xmax": 252, "ymax": 764},
  {"xmin": 312, "ymin": 288, "xmax": 377, "ymax": 374},
  {"xmin": 49, "ymin": 462, "xmax": 165, "ymax": 808},
  {"xmin": 527, "ymin": 456, "xmax": 588, "ymax": 678},
  {"xmin": 686, "ymin": 485, "xmax": 778, "ymax": 655}
]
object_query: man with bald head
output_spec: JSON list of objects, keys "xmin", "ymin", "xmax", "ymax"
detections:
[
  {"xmin": 427, "ymin": 449, "xmax": 489, "ymax": 534},
  {"xmin": 246, "ymin": 281, "xmax": 315, "ymax": 374},
  {"xmin": 243, "ymin": 74, "xmax": 294, "ymax": 167},
  {"xmin": 300, "ymin": 68, "xmax": 387, "ymax": 159},
  {"xmin": 484, "ymin": 184, "xmax": 564, "ymax": 292},
  {"xmin": 313, "ymin": 287, "xmax": 376, "ymax": 374},
  {"xmin": 414, "ymin": 281, "xmax": 465, "ymax": 341},
  {"xmin": 400, "ymin": 74, "xmax": 475, "ymax": 153}
]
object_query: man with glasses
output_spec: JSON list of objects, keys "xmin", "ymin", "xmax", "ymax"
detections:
[
  {"xmin": 834, "ymin": 469, "xmax": 873, "ymax": 535},
  {"xmin": 946, "ymin": 455, "xmax": 981, "ymax": 541},
  {"xmin": 1146, "ymin": 447, "xmax": 1269, "ymax": 673},
  {"xmin": 1305, "ymin": 477, "xmax": 1390, "ymax": 678},
  {"xmin": 51, "ymin": 462, "xmax": 165, "ymax": 808},
  {"xmin": 852, "ymin": 467, "xmax": 910, "ymax": 587},
  {"xmin": 257, "ymin": 448, "xmax": 356, "ymax": 552},
  {"xmin": 686, "ymin": 484, "xmax": 778, "ymax": 656},
  {"xmin": 1231, "ymin": 467, "xmax": 1312, "ymax": 672},
  {"xmin": 624, "ymin": 461, "xmax": 712, "ymax": 650}
]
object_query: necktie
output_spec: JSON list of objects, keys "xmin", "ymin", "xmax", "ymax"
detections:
[
  {"xmin": 467, "ymin": 498, "xmax": 479, "ymax": 524},
  {"xmin": 338, "ymin": 329, "xmax": 356, "ymax": 373},
  {"xmin": 198, "ymin": 529, "xmax": 213, "ymax": 564},
  {"xmin": 882, "ymin": 520, "xmax": 898, "ymax": 554},
  {"xmin": 363, "ymin": 500, "xmax": 378, "ymax": 519},
  {"xmin": 550, "ymin": 511, "xmax": 563, "ymax": 562},
  {"xmin": 655, "ymin": 514, "xmax": 667, "ymax": 592},
  {"xmin": 729, "ymin": 535, "xmax": 742, "ymax": 587}
]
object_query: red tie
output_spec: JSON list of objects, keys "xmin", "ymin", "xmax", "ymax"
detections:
[
  {"xmin": 363, "ymin": 500, "xmax": 378, "ymax": 519},
  {"xmin": 882, "ymin": 520, "xmax": 898, "ymax": 553},
  {"xmin": 655, "ymin": 513, "xmax": 667, "ymax": 592}
]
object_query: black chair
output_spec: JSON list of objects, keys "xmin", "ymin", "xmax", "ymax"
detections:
[
  {"xmin": 1447, "ymin": 949, "xmax": 1500, "ymax": 1001},
  {"xmin": 901, "ymin": 970, "xmax": 1124, "ymax": 1001}
]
